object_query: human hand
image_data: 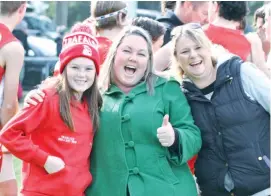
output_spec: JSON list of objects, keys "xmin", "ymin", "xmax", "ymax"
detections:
[
  {"xmin": 257, "ymin": 28, "xmax": 267, "ymax": 42},
  {"xmin": 24, "ymin": 89, "xmax": 45, "ymax": 108},
  {"xmin": 44, "ymin": 156, "xmax": 65, "ymax": 174},
  {"xmin": 157, "ymin": 115, "xmax": 175, "ymax": 147}
]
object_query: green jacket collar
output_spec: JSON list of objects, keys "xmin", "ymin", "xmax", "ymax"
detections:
[{"xmin": 104, "ymin": 76, "xmax": 168, "ymax": 96}]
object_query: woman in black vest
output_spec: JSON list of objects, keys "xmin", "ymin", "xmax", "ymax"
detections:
[{"xmin": 170, "ymin": 24, "xmax": 270, "ymax": 196}]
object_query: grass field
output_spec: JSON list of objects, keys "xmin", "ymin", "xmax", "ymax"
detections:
[
  {"xmin": 13, "ymin": 157, "xmax": 22, "ymax": 189},
  {"xmin": 12, "ymin": 92, "xmax": 27, "ymax": 190}
]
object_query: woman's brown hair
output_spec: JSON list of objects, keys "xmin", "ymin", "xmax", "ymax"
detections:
[
  {"xmin": 91, "ymin": 1, "xmax": 127, "ymax": 30},
  {"xmin": 0, "ymin": 1, "xmax": 25, "ymax": 15},
  {"xmin": 41, "ymin": 71, "xmax": 102, "ymax": 132}
]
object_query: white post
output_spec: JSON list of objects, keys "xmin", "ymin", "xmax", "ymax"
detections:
[{"xmin": 126, "ymin": 1, "xmax": 138, "ymax": 19}]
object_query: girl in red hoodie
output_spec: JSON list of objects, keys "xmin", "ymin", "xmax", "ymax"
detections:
[{"xmin": 0, "ymin": 30, "xmax": 102, "ymax": 196}]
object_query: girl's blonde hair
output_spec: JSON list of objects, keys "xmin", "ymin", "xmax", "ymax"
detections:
[
  {"xmin": 98, "ymin": 26, "xmax": 157, "ymax": 95},
  {"xmin": 170, "ymin": 25, "xmax": 217, "ymax": 81}
]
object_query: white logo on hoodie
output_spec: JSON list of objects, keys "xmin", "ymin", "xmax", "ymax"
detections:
[{"xmin": 58, "ymin": 135, "xmax": 78, "ymax": 144}]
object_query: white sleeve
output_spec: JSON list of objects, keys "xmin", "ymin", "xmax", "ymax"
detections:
[{"xmin": 240, "ymin": 62, "xmax": 271, "ymax": 113}]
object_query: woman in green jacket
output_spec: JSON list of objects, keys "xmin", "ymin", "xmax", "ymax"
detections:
[
  {"xmin": 85, "ymin": 26, "xmax": 202, "ymax": 196},
  {"xmin": 23, "ymin": 26, "xmax": 202, "ymax": 196}
]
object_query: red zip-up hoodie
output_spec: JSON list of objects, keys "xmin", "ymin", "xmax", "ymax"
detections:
[{"xmin": 0, "ymin": 88, "xmax": 94, "ymax": 196}]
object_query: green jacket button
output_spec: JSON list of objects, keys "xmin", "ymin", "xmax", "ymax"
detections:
[
  {"xmin": 121, "ymin": 114, "xmax": 130, "ymax": 122},
  {"xmin": 132, "ymin": 167, "xmax": 139, "ymax": 174},
  {"xmin": 128, "ymin": 141, "xmax": 135, "ymax": 147}
]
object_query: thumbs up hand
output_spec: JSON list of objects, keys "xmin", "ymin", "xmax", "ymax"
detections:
[{"xmin": 157, "ymin": 114, "xmax": 175, "ymax": 147}]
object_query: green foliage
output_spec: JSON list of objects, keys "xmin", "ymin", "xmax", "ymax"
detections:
[
  {"xmin": 45, "ymin": 1, "xmax": 266, "ymax": 29},
  {"xmin": 45, "ymin": 1, "xmax": 90, "ymax": 28},
  {"xmin": 247, "ymin": 1, "xmax": 264, "ymax": 25},
  {"xmin": 248, "ymin": 1, "xmax": 264, "ymax": 16},
  {"xmin": 14, "ymin": 157, "xmax": 22, "ymax": 190},
  {"xmin": 67, "ymin": 1, "xmax": 90, "ymax": 28},
  {"xmin": 45, "ymin": 1, "xmax": 56, "ymax": 20}
]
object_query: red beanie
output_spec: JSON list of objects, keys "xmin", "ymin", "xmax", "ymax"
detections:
[{"xmin": 59, "ymin": 31, "xmax": 100, "ymax": 75}]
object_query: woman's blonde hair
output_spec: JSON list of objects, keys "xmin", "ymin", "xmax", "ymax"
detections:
[
  {"xmin": 170, "ymin": 24, "xmax": 217, "ymax": 81},
  {"xmin": 98, "ymin": 26, "xmax": 157, "ymax": 95}
]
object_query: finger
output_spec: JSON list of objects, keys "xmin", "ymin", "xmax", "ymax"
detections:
[
  {"xmin": 32, "ymin": 93, "xmax": 44, "ymax": 102},
  {"xmin": 37, "ymin": 89, "xmax": 45, "ymax": 98},
  {"xmin": 157, "ymin": 132, "xmax": 168, "ymax": 139},
  {"xmin": 162, "ymin": 114, "xmax": 169, "ymax": 126},
  {"xmin": 159, "ymin": 138, "xmax": 167, "ymax": 143},
  {"xmin": 24, "ymin": 103, "xmax": 30, "ymax": 108},
  {"xmin": 157, "ymin": 127, "xmax": 167, "ymax": 134},
  {"xmin": 25, "ymin": 99, "xmax": 38, "ymax": 106},
  {"xmin": 60, "ymin": 163, "xmax": 65, "ymax": 169},
  {"xmin": 161, "ymin": 142, "xmax": 169, "ymax": 147}
]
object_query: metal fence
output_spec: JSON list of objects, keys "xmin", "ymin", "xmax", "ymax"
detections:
[{"xmin": 22, "ymin": 57, "xmax": 58, "ymax": 90}]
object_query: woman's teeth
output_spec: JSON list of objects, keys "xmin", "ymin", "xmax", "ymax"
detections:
[
  {"xmin": 124, "ymin": 66, "xmax": 136, "ymax": 74},
  {"xmin": 75, "ymin": 80, "xmax": 85, "ymax": 85},
  {"xmin": 190, "ymin": 61, "xmax": 202, "ymax": 67}
]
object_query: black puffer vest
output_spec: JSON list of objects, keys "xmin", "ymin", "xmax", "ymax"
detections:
[{"xmin": 183, "ymin": 56, "xmax": 270, "ymax": 196}]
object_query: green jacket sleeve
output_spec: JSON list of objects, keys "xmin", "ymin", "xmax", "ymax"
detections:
[{"xmin": 162, "ymin": 79, "xmax": 202, "ymax": 165}]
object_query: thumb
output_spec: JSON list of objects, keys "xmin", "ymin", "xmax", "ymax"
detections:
[{"xmin": 162, "ymin": 114, "xmax": 169, "ymax": 126}]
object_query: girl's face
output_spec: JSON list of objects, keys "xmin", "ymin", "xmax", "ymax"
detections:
[
  {"xmin": 113, "ymin": 34, "xmax": 149, "ymax": 89},
  {"xmin": 66, "ymin": 57, "xmax": 96, "ymax": 93}
]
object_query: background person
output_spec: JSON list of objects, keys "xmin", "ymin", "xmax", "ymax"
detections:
[
  {"xmin": 132, "ymin": 17, "xmax": 166, "ymax": 53},
  {"xmin": 157, "ymin": 1, "xmax": 209, "ymax": 46},
  {"xmin": 0, "ymin": 1, "xmax": 26, "ymax": 195},
  {"xmin": 207, "ymin": 1, "xmax": 270, "ymax": 78}
]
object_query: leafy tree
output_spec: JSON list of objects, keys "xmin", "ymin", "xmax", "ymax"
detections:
[
  {"xmin": 46, "ymin": 1, "xmax": 56, "ymax": 20},
  {"xmin": 248, "ymin": 1, "xmax": 264, "ymax": 16},
  {"xmin": 46, "ymin": 1, "xmax": 90, "ymax": 28},
  {"xmin": 67, "ymin": 2, "xmax": 90, "ymax": 28}
]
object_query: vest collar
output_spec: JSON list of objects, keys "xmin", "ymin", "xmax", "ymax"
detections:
[{"xmin": 183, "ymin": 55, "xmax": 242, "ymax": 101}]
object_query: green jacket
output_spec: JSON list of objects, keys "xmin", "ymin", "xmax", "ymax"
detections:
[{"xmin": 85, "ymin": 77, "xmax": 202, "ymax": 196}]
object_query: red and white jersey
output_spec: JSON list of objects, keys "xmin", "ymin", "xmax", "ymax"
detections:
[
  {"xmin": 0, "ymin": 23, "xmax": 19, "ymax": 167},
  {"xmin": 0, "ymin": 23, "xmax": 18, "ymax": 105}
]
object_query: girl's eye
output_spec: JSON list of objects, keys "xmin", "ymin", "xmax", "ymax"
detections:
[
  {"xmin": 181, "ymin": 51, "xmax": 189, "ymax": 54},
  {"xmin": 86, "ymin": 67, "xmax": 93, "ymax": 71},
  {"xmin": 138, "ymin": 53, "xmax": 146, "ymax": 57},
  {"xmin": 71, "ymin": 66, "xmax": 79, "ymax": 70},
  {"xmin": 123, "ymin": 49, "xmax": 131, "ymax": 53},
  {"xmin": 195, "ymin": 46, "xmax": 201, "ymax": 50}
]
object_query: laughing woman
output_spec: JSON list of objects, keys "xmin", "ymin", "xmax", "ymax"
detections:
[
  {"xmin": 85, "ymin": 26, "xmax": 201, "ymax": 196},
  {"xmin": 171, "ymin": 25, "xmax": 270, "ymax": 196},
  {"xmin": 0, "ymin": 31, "xmax": 102, "ymax": 196}
]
